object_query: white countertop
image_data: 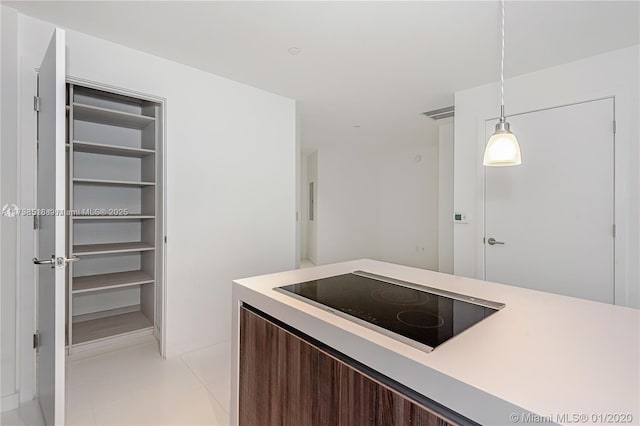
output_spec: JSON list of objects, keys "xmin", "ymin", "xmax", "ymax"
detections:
[{"xmin": 231, "ymin": 260, "xmax": 640, "ymax": 425}]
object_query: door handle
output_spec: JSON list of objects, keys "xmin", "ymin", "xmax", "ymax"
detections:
[
  {"xmin": 33, "ymin": 255, "xmax": 80, "ymax": 269},
  {"xmin": 33, "ymin": 255, "xmax": 56, "ymax": 267},
  {"xmin": 487, "ymin": 238, "xmax": 505, "ymax": 246}
]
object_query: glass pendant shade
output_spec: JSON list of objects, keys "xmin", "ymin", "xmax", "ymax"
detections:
[
  {"xmin": 484, "ymin": 0, "xmax": 521, "ymax": 167},
  {"xmin": 483, "ymin": 119, "xmax": 521, "ymax": 166}
]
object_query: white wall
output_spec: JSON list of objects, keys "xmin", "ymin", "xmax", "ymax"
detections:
[
  {"xmin": 1, "ymin": 5, "xmax": 20, "ymax": 411},
  {"xmin": 312, "ymin": 141, "xmax": 440, "ymax": 270},
  {"xmin": 377, "ymin": 144, "xmax": 439, "ymax": 270},
  {"xmin": 305, "ymin": 151, "xmax": 318, "ymax": 264},
  {"xmin": 299, "ymin": 152, "xmax": 308, "ymax": 261},
  {"xmin": 438, "ymin": 122, "xmax": 454, "ymax": 274},
  {"xmin": 3, "ymin": 7, "xmax": 296, "ymax": 402},
  {"xmin": 294, "ymin": 104, "xmax": 301, "ymax": 268},
  {"xmin": 316, "ymin": 147, "xmax": 380, "ymax": 265},
  {"xmin": 454, "ymin": 45, "xmax": 640, "ymax": 308}
]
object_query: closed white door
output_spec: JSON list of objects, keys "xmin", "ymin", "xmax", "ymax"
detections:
[
  {"xmin": 33, "ymin": 28, "xmax": 66, "ymax": 425},
  {"xmin": 484, "ymin": 98, "xmax": 614, "ymax": 303}
]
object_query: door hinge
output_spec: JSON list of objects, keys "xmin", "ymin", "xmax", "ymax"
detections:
[
  {"xmin": 613, "ymin": 120, "xmax": 617, "ymax": 134},
  {"xmin": 613, "ymin": 224, "xmax": 616, "ymax": 238},
  {"xmin": 33, "ymin": 331, "xmax": 40, "ymax": 350},
  {"xmin": 33, "ymin": 215, "xmax": 39, "ymax": 230},
  {"xmin": 33, "ymin": 96, "xmax": 40, "ymax": 112}
]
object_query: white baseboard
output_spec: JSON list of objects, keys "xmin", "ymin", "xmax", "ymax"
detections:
[{"xmin": 1, "ymin": 392, "xmax": 20, "ymax": 413}]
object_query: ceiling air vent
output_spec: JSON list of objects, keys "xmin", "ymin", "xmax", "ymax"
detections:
[{"xmin": 422, "ymin": 106, "xmax": 454, "ymax": 120}]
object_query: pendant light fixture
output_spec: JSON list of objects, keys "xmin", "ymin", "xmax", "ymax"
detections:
[{"xmin": 483, "ymin": 0, "xmax": 521, "ymax": 167}]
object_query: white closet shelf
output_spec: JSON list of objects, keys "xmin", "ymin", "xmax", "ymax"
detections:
[
  {"xmin": 73, "ymin": 241, "xmax": 155, "ymax": 255},
  {"xmin": 73, "ymin": 270, "xmax": 154, "ymax": 294},
  {"xmin": 72, "ymin": 215, "xmax": 155, "ymax": 220},
  {"xmin": 73, "ymin": 140, "xmax": 155, "ymax": 158},
  {"xmin": 73, "ymin": 102, "xmax": 155, "ymax": 129},
  {"xmin": 67, "ymin": 83, "xmax": 162, "ymax": 353},
  {"xmin": 73, "ymin": 178, "xmax": 156, "ymax": 187},
  {"xmin": 72, "ymin": 311, "xmax": 153, "ymax": 345}
]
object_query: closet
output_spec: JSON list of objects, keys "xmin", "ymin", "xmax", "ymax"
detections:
[{"xmin": 65, "ymin": 83, "xmax": 164, "ymax": 354}]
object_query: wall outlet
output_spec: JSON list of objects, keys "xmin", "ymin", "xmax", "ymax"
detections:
[{"xmin": 454, "ymin": 212, "xmax": 470, "ymax": 224}]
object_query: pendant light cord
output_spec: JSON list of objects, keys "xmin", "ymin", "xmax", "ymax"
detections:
[{"xmin": 500, "ymin": 0, "xmax": 505, "ymax": 115}]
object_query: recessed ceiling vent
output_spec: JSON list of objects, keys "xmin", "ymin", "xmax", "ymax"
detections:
[{"xmin": 422, "ymin": 106, "xmax": 454, "ymax": 120}]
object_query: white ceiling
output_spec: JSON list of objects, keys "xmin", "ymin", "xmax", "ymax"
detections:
[{"xmin": 6, "ymin": 1, "xmax": 640, "ymax": 150}]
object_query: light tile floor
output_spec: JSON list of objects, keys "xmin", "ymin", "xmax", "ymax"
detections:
[
  {"xmin": 2, "ymin": 341, "xmax": 232, "ymax": 426},
  {"xmin": 1, "ymin": 400, "xmax": 44, "ymax": 426}
]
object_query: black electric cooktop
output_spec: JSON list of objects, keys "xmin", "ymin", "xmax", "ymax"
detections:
[{"xmin": 277, "ymin": 271, "xmax": 504, "ymax": 352}]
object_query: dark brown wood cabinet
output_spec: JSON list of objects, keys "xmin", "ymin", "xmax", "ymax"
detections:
[{"xmin": 239, "ymin": 305, "xmax": 461, "ymax": 426}]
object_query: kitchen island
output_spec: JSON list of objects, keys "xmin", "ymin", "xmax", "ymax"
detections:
[{"xmin": 231, "ymin": 259, "xmax": 639, "ymax": 425}]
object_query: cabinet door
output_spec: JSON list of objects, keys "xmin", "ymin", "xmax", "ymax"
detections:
[
  {"xmin": 239, "ymin": 306, "xmax": 459, "ymax": 426},
  {"xmin": 239, "ymin": 305, "xmax": 330, "ymax": 425}
]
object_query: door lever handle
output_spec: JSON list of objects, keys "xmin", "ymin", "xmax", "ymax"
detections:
[
  {"xmin": 487, "ymin": 238, "xmax": 505, "ymax": 246},
  {"xmin": 33, "ymin": 255, "xmax": 56, "ymax": 267},
  {"xmin": 33, "ymin": 255, "xmax": 80, "ymax": 269}
]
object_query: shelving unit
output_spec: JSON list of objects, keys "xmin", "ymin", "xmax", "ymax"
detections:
[
  {"xmin": 73, "ymin": 102, "xmax": 155, "ymax": 129},
  {"xmin": 73, "ymin": 140, "xmax": 155, "ymax": 158},
  {"xmin": 73, "ymin": 271, "xmax": 155, "ymax": 294},
  {"xmin": 72, "ymin": 178, "xmax": 156, "ymax": 187},
  {"xmin": 72, "ymin": 311, "xmax": 153, "ymax": 345},
  {"xmin": 66, "ymin": 83, "xmax": 163, "ymax": 354},
  {"xmin": 72, "ymin": 215, "xmax": 156, "ymax": 220},
  {"xmin": 73, "ymin": 242, "xmax": 156, "ymax": 255}
]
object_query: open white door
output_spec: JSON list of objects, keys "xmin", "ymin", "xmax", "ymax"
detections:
[
  {"xmin": 32, "ymin": 28, "xmax": 67, "ymax": 426},
  {"xmin": 484, "ymin": 98, "xmax": 614, "ymax": 304}
]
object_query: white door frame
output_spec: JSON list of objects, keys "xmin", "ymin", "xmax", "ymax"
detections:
[
  {"xmin": 476, "ymin": 96, "xmax": 626, "ymax": 305},
  {"xmin": 63, "ymin": 75, "xmax": 169, "ymax": 358}
]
